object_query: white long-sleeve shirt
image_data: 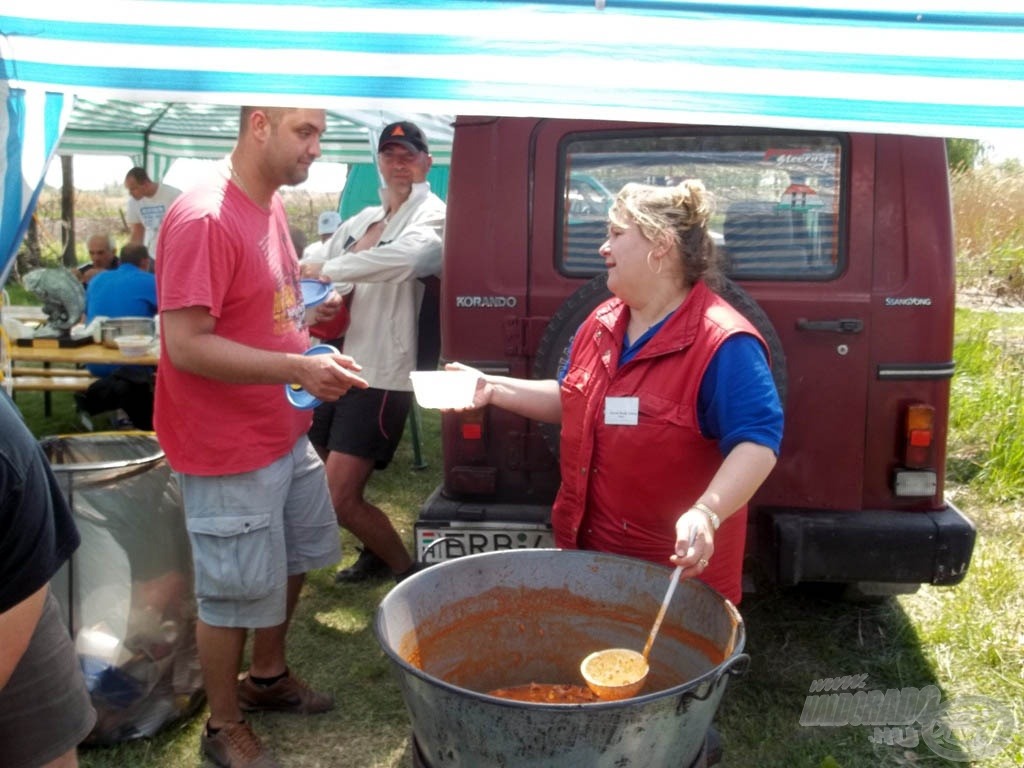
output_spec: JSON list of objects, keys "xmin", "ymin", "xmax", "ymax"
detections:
[{"xmin": 320, "ymin": 182, "xmax": 445, "ymax": 390}]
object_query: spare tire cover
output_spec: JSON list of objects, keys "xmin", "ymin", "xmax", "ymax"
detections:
[{"xmin": 531, "ymin": 274, "xmax": 787, "ymax": 458}]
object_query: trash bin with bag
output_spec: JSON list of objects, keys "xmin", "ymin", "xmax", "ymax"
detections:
[{"xmin": 43, "ymin": 432, "xmax": 204, "ymax": 744}]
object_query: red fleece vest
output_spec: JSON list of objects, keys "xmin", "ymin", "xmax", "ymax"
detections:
[{"xmin": 552, "ymin": 280, "xmax": 765, "ymax": 604}]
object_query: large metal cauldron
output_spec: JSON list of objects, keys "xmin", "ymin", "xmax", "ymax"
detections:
[{"xmin": 375, "ymin": 550, "xmax": 747, "ymax": 767}]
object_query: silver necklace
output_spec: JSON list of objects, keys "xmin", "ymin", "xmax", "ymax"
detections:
[{"xmin": 228, "ymin": 162, "xmax": 263, "ymax": 208}]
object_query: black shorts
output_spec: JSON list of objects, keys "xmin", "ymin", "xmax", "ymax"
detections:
[
  {"xmin": 0, "ymin": 590, "xmax": 96, "ymax": 767},
  {"xmin": 309, "ymin": 387, "xmax": 412, "ymax": 470}
]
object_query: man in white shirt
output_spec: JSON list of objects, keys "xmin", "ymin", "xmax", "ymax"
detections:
[
  {"xmin": 313, "ymin": 121, "xmax": 445, "ymax": 583},
  {"xmin": 124, "ymin": 167, "xmax": 181, "ymax": 253}
]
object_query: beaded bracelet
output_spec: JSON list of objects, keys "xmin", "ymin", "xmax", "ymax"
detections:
[{"xmin": 691, "ymin": 502, "xmax": 721, "ymax": 531}]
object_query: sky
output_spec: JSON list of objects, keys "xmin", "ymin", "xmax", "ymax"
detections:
[
  {"xmin": 45, "ymin": 131, "xmax": 1024, "ymax": 194},
  {"xmin": 971, "ymin": 131, "xmax": 1024, "ymax": 164}
]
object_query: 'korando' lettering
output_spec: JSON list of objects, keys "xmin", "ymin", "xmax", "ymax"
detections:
[{"xmin": 456, "ymin": 295, "xmax": 519, "ymax": 308}]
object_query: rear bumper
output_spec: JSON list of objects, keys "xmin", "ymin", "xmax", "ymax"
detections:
[
  {"xmin": 422, "ymin": 488, "xmax": 977, "ymax": 588},
  {"xmin": 761, "ymin": 502, "xmax": 976, "ymax": 587},
  {"xmin": 419, "ymin": 485, "xmax": 551, "ymax": 525}
]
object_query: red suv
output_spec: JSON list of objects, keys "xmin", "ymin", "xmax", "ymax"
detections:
[{"xmin": 416, "ymin": 116, "xmax": 975, "ymax": 596}]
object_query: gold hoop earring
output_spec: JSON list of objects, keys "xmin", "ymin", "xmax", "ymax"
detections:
[{"xmin": 646, "ymin": 251, "xmax": 663, "ymax": 275}]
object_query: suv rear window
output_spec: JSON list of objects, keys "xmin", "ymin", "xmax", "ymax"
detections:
[{"xmin": 559, "ymin": 132, "xmax": 844, "ymax": 280}]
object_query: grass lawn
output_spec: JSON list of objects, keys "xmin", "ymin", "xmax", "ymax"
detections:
[{"xmin": 9, "ymin": 308, "xmax": 1018, "ymax": 768}]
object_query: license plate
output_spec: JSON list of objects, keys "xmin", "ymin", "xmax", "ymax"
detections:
[{"xmin": 415, "ymin": 522, "xmax": 555, "ymax": 563}]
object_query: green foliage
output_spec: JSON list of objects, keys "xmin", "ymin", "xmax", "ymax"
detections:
[
  {"xmin": 4, "ymin": 282, "xmax": 37, "ymax": 305},
  {"xmin": 946, "ymin": 137, "xmax": 984, "ymax": 173},
  {"xmin": 948, "ymin": 309, "xmax": 1024, "ymax": 502}
]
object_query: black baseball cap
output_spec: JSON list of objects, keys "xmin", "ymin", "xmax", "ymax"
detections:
[{"xmin": 378, "ymin": 121, "xmax": 429, "ymax": 154}]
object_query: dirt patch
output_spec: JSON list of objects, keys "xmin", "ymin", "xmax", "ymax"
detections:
[{"xmin": 956, "ymin": 289, "xmax": 1024, "ymax": 313}]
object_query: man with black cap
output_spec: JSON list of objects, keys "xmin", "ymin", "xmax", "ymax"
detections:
[{"xmin": 314, "ymin": 120, "xmax": 446, "ymax": 583}]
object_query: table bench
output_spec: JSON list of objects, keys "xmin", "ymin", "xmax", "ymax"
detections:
[
  {"xmin": 12, "ymin": 373, "xmax": 97, "ymax": 391},
  {"xmin": 8, "ymin": 343, "xmax": 156, "ymax": 417},
  {"xmin": 8, "ymin": 366, "xmax": 98, "ymax": 416}
]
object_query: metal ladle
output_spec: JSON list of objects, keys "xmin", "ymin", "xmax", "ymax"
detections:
[{"xmin": 580, "ymin": 565, "xmax": 684, "ymax": 701}]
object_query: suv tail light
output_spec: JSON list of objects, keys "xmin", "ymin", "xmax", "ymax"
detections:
[
  {"xmin": 451, "ymin": 410, "xmax": 487, "ymax": 464},
  {"xmin": 904, "ymin": 403, "xmax": 935, "ymax": 469},
  {"xmin": 459, "ymin": 410, "xmax": 484, "ymax": 442},
  {"xmin": 893, "ymin": 403, "xmax": 938, "ymax": 498},
  {"xmin": 447, "ymin": 410, "xmax": 497, "ymax": 496}
]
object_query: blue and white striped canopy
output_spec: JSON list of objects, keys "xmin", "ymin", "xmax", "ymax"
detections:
[
  {"xmin": 4, "ymin": 1, "xmax": 1023, "ymax": 135},
  {"xmin": 3, "ymin": 0, "xmax": 1024, "ymax": 280},
  {"xmin": 1, "ymin": 83, "xmax": 73, "ymax": 285}
]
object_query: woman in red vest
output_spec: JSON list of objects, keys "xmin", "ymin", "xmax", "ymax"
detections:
[{"xmin": 449, "ymin": 180, "xmax": 783, "ymax": 604}]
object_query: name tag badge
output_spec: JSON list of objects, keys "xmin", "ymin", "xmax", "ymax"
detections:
[{"xmin": 605, "ymin": 396, "xmax": 639, "ymax": 426}]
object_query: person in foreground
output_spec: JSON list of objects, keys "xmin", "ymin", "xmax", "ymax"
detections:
[
  {"xmin": 449, "ymin": 180, "xmax": 783, "ymax": 604},
  {"xmin": 0, "ymin": 390, "xmax": 96, "ymax": 767},
  {"xmin": 312, "ymin": 121, "xmax": 446, "ymax": 584},
  {"xmin": 154, "ymin": 106, "xmax": 367, "ymax": 768}
]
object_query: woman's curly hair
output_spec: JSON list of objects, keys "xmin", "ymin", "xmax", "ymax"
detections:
[{"xmin": 609, "ymin": 179, "xmax": 722, "ymax": 288}]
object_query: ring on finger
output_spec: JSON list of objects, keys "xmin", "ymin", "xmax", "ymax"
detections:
[{"xmin": 698, "ymin": 558, "xmax": 709, "ymax": 569}]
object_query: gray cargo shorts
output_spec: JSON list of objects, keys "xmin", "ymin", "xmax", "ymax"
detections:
[{"xmin": 178, "ymin": 436, "xmax": 340, "ymax": 628}]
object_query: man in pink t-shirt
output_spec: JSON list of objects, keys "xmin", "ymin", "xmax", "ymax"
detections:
[{"xmin": 155, "ymin": 106, "xmax": 367, "ymax": 768}]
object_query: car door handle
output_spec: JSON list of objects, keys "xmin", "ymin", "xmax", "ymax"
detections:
[{"xmin": 796, "ymin": 318, "xmax": 864, "ymax": 334}]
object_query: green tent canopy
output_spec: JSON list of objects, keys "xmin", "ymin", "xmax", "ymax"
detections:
[{"xmin": 57, "ymin": 100, "xmax": 454, "ymax": 182}]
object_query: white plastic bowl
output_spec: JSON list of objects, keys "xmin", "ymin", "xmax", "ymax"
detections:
[
  {"xmin": 409, "ymin": 370, "xmax": 479, "ymax": 410},
  {"xmin": 114, "ymin": 334, "xmax": 155, "ymax": 357}
]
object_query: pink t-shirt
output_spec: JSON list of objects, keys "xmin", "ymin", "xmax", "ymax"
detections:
[{"xmin": 154, "ymin": 173, "xmax": 311, "ymax": 475}]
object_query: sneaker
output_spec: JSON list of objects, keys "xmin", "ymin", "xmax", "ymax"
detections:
[
  {"xmin": 334, "ymin": 547, "xmax": 391, "ymax": 583},
  {"xmin": 112, "ymin": 409, "xmax": 135, "ymax": 429},
  {"xmin": 237, "ymin": 670, "xmax": 334, "ymax": 715},
  {"xmin": 201, "ymin": 720, "xmax": 281, "ymax": 768},
  {"xmin": 73, "ymin": 393, "xmax": 95, "ymax": 431}
]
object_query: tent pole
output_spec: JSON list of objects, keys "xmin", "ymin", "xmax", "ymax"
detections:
[
  {"xmin": 61, "ymin": 157, "xmax": 76, "ymax": 269},
  {"xmin": 143, "ymin": 103, "xmax": 176, "ymax": 180},
  {"xmin": 409, "ymin": 404, "xmax": 427, "ymax": 471}
]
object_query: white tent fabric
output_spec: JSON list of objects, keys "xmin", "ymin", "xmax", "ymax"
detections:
[{"xmin": 2, "ymin": 0, "xmax": 1024, "ymax": 278}]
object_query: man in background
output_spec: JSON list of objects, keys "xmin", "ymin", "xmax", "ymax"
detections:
[
  {"xmin": 78, "ymin": 244, "xmax": 158, "ymax": 429},
  {"xmin": 0, "ymin": 390, "xmax": 96, "ymax": 767},
  {"xmin": 85, "ymin": 244, "xmax": 157, "ymax": 337},
  {"xmin": 124, "ymin": 167, "xmax": 181, "ymax": 253},
  {"xmin": 315, "ymin": 121, "xmax": 445, "ymax": 583},
  {"xmin": 299, "ymin": 210, "xmax": 341, "ymax": 272},
  {"xmin": 77, "ymin": 232, "xmax": 119, "ymax": 285}
]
